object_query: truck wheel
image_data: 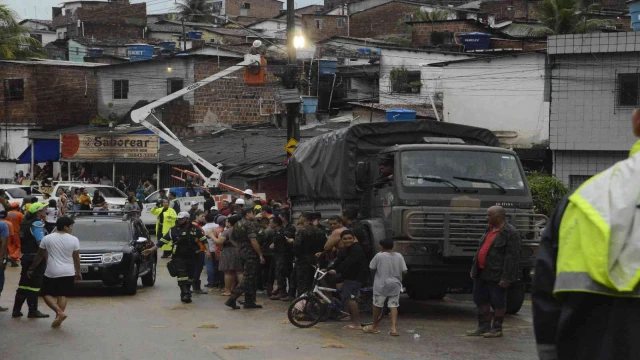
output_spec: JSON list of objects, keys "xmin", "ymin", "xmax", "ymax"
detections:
[
  {"xmin": 141, "ymin": 261, "xmax": 156, "ymax": 287},
  {"xmin": 122, "ymin": 264, "xmax": 138, "ymax": 296},
  {"xmin": 506, "ymin": 282, "xmax": 526, "ymax": 314}
]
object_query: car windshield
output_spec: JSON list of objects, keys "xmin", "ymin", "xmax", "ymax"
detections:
[
  {"xmin": 75, "ymin": 187, "xmax": 126, "ymax": 198},
  {"xmin": 72, "ymin": 222, "xmax": 130, "ymax": 242},
  {"xmin": 6, "ymin": 188, "xmax": 29, "ymax": 199},
  {"xmin": 401, "ymin": 150, "xmax": 525, "ymax": 190}
]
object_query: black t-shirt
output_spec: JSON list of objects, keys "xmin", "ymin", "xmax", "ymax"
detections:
[{"xmin": 203, "ymin": 199, "xmax": 216, "ymax": 213}]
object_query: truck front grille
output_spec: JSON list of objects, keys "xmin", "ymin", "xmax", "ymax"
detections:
[
  {"xmin": 80, "ymin": 253, "xmax": 102, "ymax": 265},
  {"xmin": 406, "ymin": 213, "xmax": 486, "ymax": 240}
]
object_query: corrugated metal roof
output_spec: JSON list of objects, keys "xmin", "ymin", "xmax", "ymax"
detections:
[{"xmin": 0, "ymin": 59, "xmax": 106, "ymax": 67}]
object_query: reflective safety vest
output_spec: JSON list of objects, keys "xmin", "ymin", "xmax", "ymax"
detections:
[
  {"xmin": 631, "ymin": 139, "xmax": 640, "ymax": 157},
  {"xmin": 555, "ymin": 150, "xmax": 640, "ymax": 297}
]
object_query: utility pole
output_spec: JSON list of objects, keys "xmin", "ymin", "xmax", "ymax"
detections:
[
  {"xmin": 182, "ymin": 18, "xmax": 187, "ymax": 51},
  {"xmin": 286, "ymin": 0, "xmax": 300, "ymax": 144}
]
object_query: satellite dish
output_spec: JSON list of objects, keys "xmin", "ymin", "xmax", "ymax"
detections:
[{"xmin": 252, "ymin": 40, "xmax": 262, "ymax": 48}]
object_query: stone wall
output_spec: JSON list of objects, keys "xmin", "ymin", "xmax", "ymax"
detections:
[
  {"xmin": 349, "ymin": 1, "xmax": 420, "ymax": 39},
  {"xmin": 301, "ymin": 14, "xmax": 348, "ymax": 42},
  {"xmin": 411, "ymin": 20, "xmax": 486, "ymax": 48}
]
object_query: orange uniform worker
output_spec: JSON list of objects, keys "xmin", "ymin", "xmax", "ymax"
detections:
[
  {"xmin": 1, "ymin": 214, "xmax": 18, "ymax": 266},
  {"xmin": 6, "ymin": 202, "xmax": 23, "ymax": 265}
]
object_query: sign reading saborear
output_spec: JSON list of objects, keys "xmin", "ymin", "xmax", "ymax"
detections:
[{"xmin": 61, "ymin": 134, "xmax": 159, "ymax": 160}]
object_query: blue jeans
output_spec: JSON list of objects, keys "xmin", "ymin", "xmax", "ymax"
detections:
[{"xmin": 205, "ymin": 256, "xmax": 218, "ymax": 286}]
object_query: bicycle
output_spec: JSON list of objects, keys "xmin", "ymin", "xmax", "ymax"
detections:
[{"xmin": 287, "ymin": 264, "xmax": 385, "ymax": 328}]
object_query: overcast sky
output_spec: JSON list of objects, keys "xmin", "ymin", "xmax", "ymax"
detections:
[{"xmin": 2, "ymin": 0, "xmax": 322, "ymax": 21}]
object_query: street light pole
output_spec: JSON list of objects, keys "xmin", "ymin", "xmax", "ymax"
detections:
[{"xmin": 286, "ymin": 0, "xmax": 300, "ymax": 144}]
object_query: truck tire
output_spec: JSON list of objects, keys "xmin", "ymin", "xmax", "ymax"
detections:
[
  {"xmin": 122, "ymin": 264, "xmax": 138, "ymax": 296},
  {"xmin": 407, "ymin": 285, "xmax": 447, "ymax": 301},
  {"xmin": 506, "ymin": 282, "xmax": 526, "ymax": 314}
]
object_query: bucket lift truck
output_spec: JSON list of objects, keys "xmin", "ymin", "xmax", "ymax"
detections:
[{"xmin": 130, "ymin": 49, "xmax": 265, "ymax": 192}]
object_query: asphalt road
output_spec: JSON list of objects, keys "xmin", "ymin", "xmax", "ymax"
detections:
[{"xmin": 0, "ymin": 260, "xmax": 537, "ymax": 360}]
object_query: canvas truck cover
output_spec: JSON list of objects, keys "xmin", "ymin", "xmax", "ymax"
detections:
[{"xmin": 288, "ymin": 120, "xmax": 499, "ymax": 200}]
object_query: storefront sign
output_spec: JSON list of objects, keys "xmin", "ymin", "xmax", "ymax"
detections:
[{"xmin": 61, "ymin": 134, "xmax": 159, "ymax": 160}]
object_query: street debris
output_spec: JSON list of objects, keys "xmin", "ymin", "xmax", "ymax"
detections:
[
  {"xmin": 322, "ymin": 343, "xmax": 346, "ymax": 349},
  {"xmin": 149, "ymin": 326, "xmax": 167, "ymax": 328},
  {"xmin": 198, "ymin": 324, "xmax": 219, "ymax": 328},
  {"xmin": 224, "ymin": 344, "xmax": 250, "ymax": 350}
]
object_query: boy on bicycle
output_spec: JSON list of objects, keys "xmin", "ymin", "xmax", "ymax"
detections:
[{"xmin": 363, "ymin": 239, "xmax": 407, "ymax": 336}]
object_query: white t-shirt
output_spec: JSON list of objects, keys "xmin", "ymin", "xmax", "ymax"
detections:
[
  {"xmin": 40, "ymin": 232, "xmax": 80, "ymax": 278},
  {"xmin": 46, "ymin": 207, "xmax": 58, "ymax": 224},
  {"xmin": 369, "ymin": 252, "xmax": 408, "ymax": 297},
  {"xmin": 202, "ymin": 222, "xmax": 219, "ymax": 252}
]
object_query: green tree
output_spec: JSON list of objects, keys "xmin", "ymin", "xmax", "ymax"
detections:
[
  {"xmin": 526, "ymin": 172, "xmax": 569, "ymax": 216},
  {"xmin": 176, "ymin": 0, "xmax": 215, "ymax": 22},
  {"xmin": 524, "ymin": 0, "xmax": 613, "ymax": 36},
  {"xmin": 0, "ymin": 5, "xmax": 44, "ymax": 60},
  {"xmin": 412, "ymin": 9, "xmax": 451, "ymax": 22}
]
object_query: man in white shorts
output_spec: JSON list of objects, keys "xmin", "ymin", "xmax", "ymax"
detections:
[
  {"xmin": 27, "ymin": 216, "xmax": 81, "ymax": 328},
  {"xmin": 364, "ymin": 239, "xmax": 407, "ymax": 336}
]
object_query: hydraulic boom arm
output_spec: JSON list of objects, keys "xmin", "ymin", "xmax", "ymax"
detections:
[{"xmin": 130, "ymin": 54, "xmax": 261, "ymax": 187}]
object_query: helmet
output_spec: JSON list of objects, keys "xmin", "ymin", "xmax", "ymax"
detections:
[{"xmin": 235, "ymin": 198, "xmax": 245, "ymax": 205}]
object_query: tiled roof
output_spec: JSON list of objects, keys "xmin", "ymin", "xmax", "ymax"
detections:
[{"xmin": 147, "ymin": 22, "xmax": 195, "ymax": 33}]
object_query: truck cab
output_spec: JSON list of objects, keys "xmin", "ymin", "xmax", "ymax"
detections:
[{"xmin": 359, "ymin": 143, "xmax": 542, "ymax": 311}]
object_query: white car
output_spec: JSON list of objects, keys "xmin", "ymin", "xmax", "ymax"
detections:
[
  {"xmin": 50, "ymin": 183, "xmax": 127, "ymax": 210},
  {"xmin": 0, "ymin": 184, "xmax": 45, "ymax": 205},
  {"xmin": 140, "ymin": 189, "xmax": 207, "ymax": 227}
]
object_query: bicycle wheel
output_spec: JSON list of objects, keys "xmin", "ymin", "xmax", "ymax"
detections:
[
  {"xmin": 357, "ymin": 289, "xmax": 374, "ymax": 314},
  {"xmin": 287, "ymin": 295, "xmax": 326, "ymax": 328}
]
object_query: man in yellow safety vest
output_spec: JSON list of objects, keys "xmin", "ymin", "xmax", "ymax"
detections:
[
  {"xmin": 152, "ymin": 199, "xmax": 177, "ymax": 258},
  {"xmin": 533, "ymin": 109, "xmax": 640, "ymax": 360}
]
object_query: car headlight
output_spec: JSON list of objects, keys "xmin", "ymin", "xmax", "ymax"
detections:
[{"xmin": 102, "ymin": 252, "xmax": 124, "ymax": 264}]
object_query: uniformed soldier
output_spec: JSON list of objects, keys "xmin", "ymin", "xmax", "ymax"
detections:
[
  {"xmin": 342, "ymin": 207, "xmax": 372, "ymax": 260},
  {"xmin": 269, "ymin": 216, "xmax": 293, "ymax": 300},
  {"xmin": 143, "ymin": 211, "xmax": 211, "ymax": 303},
  {"xmin": 12, "ymin": 203, "xmax": 49, "ymax": 318},
  {"xmin": 224, "ymin": 208, "xmax": 265, "ymax": 309},
  {"xmin": 279, "ymin": 209, "xmax": 297, "ymax": 302},
  {"xmin": 293, "ymin": 212, "xmax": 326, "ymax": 296}
]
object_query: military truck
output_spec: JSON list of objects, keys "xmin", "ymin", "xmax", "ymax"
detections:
[{"xmin": 287, "ymin": 121, "xmax": 545, "ymax": 314}]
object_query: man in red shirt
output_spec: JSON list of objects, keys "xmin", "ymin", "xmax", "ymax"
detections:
[{"xmin": 467, "ymin": 206, "xmax": 521, "ymax": 338}]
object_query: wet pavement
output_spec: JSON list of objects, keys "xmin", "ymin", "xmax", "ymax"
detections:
[{"xmin": 0, "ymin": 259, "xmax": 537, "ymax": 360}]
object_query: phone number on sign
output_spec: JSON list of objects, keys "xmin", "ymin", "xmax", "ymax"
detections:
[{"xmin": 124, "ymin": 153, "xmax": 158, "ymax": 158}]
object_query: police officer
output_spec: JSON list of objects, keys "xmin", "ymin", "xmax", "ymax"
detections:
[
  {"xmin": 532, "ymin": 112, "xmax": 640, "ymax": 360},
  {"xmin": 224, "ymin": 208, "xmax": 265, "ymax": 309},
  {"xmin": 12, "ymin": 203, "xmax": 49, "ymax": 318},
  {"xmin": 143, "ymin": 211, "xmax": 210, "ymax": 303},
  {"xmin": 151, "ymin": 199, "xmax": 177, "ymax": 259},
  {"xmin": 293, "ymin": 212, "xmax": 326, "ymax": 296}
]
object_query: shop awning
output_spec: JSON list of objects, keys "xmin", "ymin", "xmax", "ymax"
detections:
[{"xmin": 17, "ymin": 139, "xmax": 60, "ymax": 164}]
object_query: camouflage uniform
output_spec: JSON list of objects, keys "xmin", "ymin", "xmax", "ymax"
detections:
[
  {"xmin": 231, "ymin": 218, "xmax": 260, "ymax": 304},
  {"xmin": 272, "ymin": 227, "xmax": 293, "ymax": 294},
  {"xmin": 293, "ymin": 224, "xmax": 326, "ymax": 295},
  {"xmin": 284, "ymin": 223, "xmax": 298, "ymax": 297}
]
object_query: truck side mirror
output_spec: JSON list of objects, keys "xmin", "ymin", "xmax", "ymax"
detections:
[{"xmin": 356, "ymin": 162, "xmax": 370, "ymax": 188}]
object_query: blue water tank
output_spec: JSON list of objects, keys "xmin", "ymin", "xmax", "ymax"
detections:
[
  {"xmin": 300, "ymin": 96, "xmax": 318, "ymax": 114},
  {"xmin": 386, "ymin": 108, "xmax": 417, "ymax": 122},
  {"xmin": 318, "ymin": 59, "xmax": 337, "ymax": 76},
  {"xmin": 159, "ymin": 41, "xmax": 176, "ymax": 51},
  {"xmin": 88, "ymin": 48, "xmax": 103, "ymax": 57},
  {"xmin": 459, "ymin": 32, "xmax": 491, "ymax": 51},
  {"xmin": 186, "ymin": 31, "xmax": 202, "ymax": 40},
  {"xmin": 631, "ymin": 0, "xmax": 640, "ymax": 31},
  {"xmin": 127, "ymin": 44, "xmax": 154, "ymax": 61}
]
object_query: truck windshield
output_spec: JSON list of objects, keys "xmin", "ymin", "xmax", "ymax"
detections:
[{"xmin": 401, "ymin": 150, "xmax": 525, "ymax": 191}]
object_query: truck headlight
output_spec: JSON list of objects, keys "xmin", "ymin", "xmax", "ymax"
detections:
[{"xmin": 102, "ymin": 252, "xmax": 123, "ymax": 264}]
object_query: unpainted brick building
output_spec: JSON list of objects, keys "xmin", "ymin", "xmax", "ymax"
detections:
[
  {"xmin": 0, "ymin": 61, "xmax": 99, "ymax": 128},
  {"xmin": 301, "ymin": 14, "xmax": 349, "ymax": 42},
  {"xmin": 52, "ymin": 1, "xmax": 146, "ymax": 40},
  {"xmin": 224, "ymin": 0, "xmax": 283, "ymax": 19},
  {"xmin": 349, "ymin": 1, "xmax": 421, "ymax": 39},
  {"xmin": 410, "ymin": 20, "xmax": 486, "ymax": 48}
]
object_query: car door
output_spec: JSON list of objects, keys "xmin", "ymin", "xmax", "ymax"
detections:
[{"xmin": 133, "ymin": 219, "xmax": 151, "ymax": 272}]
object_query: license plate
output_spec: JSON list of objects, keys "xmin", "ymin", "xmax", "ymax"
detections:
[{"xmin": 80, "ymin": 266, "xmax": 89, "ymax": 273}]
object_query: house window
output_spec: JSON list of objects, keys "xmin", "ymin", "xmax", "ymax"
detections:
[
  {"xmin": 390, "ymin": 68, "xmax": 421, "ymax": 93},
  {"xmin": 277, "ymin": 22, "xmax": 281, "ymax": 29},
  {"xmin": 569, "ymin": 175, "xmax": 592, "ymax": 191},
  {"xmin": 337, "ymin": 18, "xmax": 345, "ymax": 28},
  {"xmin": 618, "ymin": 73, "xmax": 639, "ymax": 106},
  {"xmin": 167, "ymin": 78, "xmax": 184, "ymax": 95},
  {"xmin": 113, "ymin": 80, "xmax": 129, "ymax": 100},
  {"xmin": 315, "ymin": 19, "xmax": 323, "ymax": 29},
  {"xmin": 404, "ymin": 13, "xmax": 413, "ymax": 22},
  {"xmin": 75, "ymin": 47, "xmax": 79, "ymax": 55},
  {"xmin": 3, "ymin": 79, "xmax": 24, "ymax": 101},
  {"xmin": 241, "ymin": 2, "xmax": 250, "ymax": 8},
  {"xmin": 30, "ymin": 34, "xmax": 43, "ymax": 43},
  {"xmin": 211, "ymin": 1, "xmax": 222, "ymax": 13}
]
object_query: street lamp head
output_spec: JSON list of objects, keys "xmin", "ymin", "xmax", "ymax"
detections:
[
  {"xmin": 293, "ymin": 35, "xmax": 305, "ymax": 49},
  {"xmin": 252, "ymin": 40, "xmax": 263, "ymax": 48}
]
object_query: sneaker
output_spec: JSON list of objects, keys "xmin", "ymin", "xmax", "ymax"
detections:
[
  {"xmin": 27, "ymin": 311, "xmax": 50, "ymax": 318},
  {"xmin": 483, "ymin": 329, "xmax": 503, "ymax": 338}
]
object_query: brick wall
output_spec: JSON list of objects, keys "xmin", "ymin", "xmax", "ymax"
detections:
[
  {"xmin": 0, "ymin": 63, "xmax": 98, "ymax": 127},
  {"xmin": 411, "ymin": 20, "xmax": 486, "ymax": 48},
  {"xmin": 349, "ymin": 1, "xmax": 421, "ymax": 39},
  {"xmin": 480, "ymin": 0, "xmax": 538, "ymax": 22},
  {"xmin": 225, "ymin": 0, "xmax": 283, "ymax": 18},
  {"xmin": 301, "ymin": 14, "xmax": 348, "ymax": 42},
  {"xmin": 192, "ymin": 58, "xmax": 280, "ymax": 127},
  {"xmin": 53, "ymin": 2, "xmax": 146, "ymax": 39},
  {"xmin": 490, "ymin": 38, "xmax": 546, "ymax": 51}
]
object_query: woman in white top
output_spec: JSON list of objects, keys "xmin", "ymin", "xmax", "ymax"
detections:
[{"xmin": 45, "ymin": 199, "xmax": 58, "ymax": 234}]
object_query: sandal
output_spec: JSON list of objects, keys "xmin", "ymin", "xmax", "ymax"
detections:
[
  {"xmin": 362, "ymin": 325, "xmax": 380, "ymax": 334},
  {"xmin": 343, "ymin": 325, "xmax": 361, "ymax": 330},
  {"xmin": 389, "ymin": 331, "xmax": 400, "ymax": 336},
  {"xmin": 221, "ymin": 292, "xmax": 231, "ymax": 296}
]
